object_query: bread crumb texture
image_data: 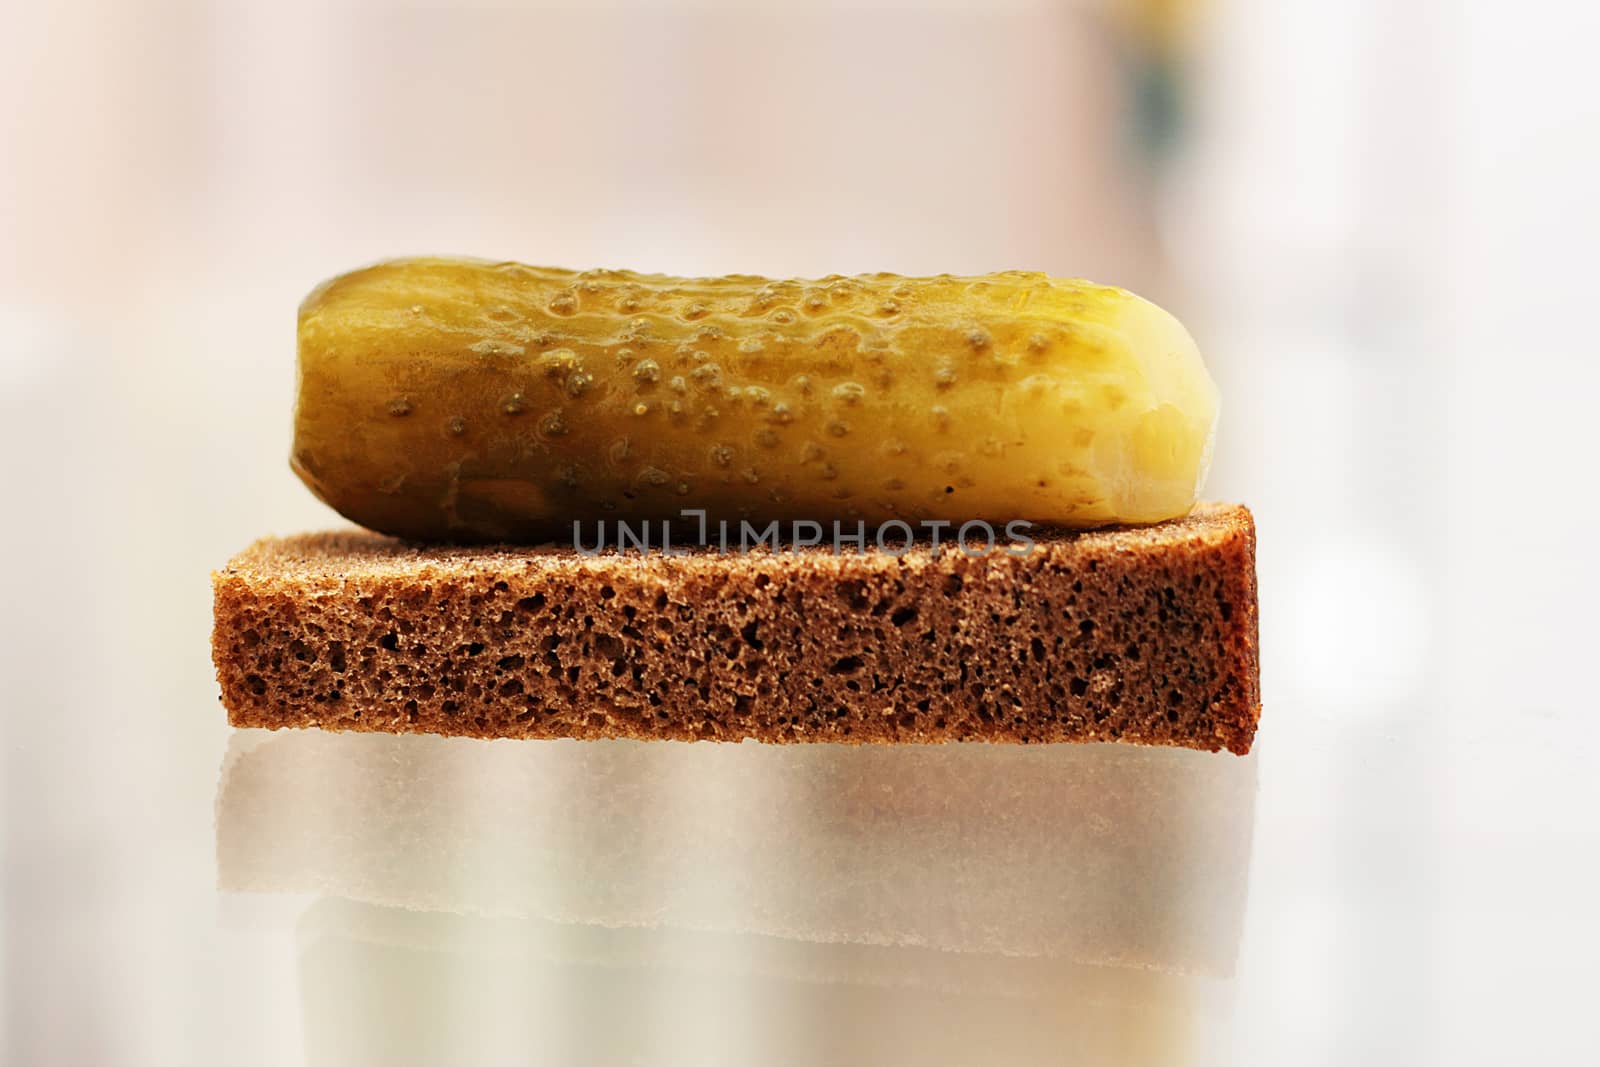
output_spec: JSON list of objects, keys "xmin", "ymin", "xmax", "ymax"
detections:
[{"xmin": 212, "ymin": 503, "xmax": 1259, "ymax": 752}]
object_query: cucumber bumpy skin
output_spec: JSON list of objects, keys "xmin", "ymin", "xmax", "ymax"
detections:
[{"xmin": 293, "ymin": 257, "xmax": 1218, "ymax": 542}]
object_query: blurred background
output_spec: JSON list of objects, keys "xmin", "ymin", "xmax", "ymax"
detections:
[{"xmin": 3, "ymin": 0, "xmax": 1598, "ymax": 1063}]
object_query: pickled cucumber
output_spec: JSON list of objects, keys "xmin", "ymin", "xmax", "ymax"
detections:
[{"xmin": 293, "ymin": 257, "xmax": 1218, "ymax": 542}]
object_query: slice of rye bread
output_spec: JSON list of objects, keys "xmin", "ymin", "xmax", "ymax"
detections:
[{"xmin": 213, "ymin": 502, "xmax": 1260, "ymax": 752}]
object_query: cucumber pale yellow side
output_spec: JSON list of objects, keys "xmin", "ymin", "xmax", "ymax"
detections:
[{"xmin": 293, "ymin": 258, "xmax": 1218, "ymax": 542}]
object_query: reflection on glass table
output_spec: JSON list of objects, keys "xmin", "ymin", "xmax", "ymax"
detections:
[{"xmin": 218, "ymin": 732, "xmax": 1257, "ymax": 1065}]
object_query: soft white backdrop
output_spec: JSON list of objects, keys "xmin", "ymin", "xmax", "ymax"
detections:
[{"xmin": 3, "ymin": 1, "xmax": 1597, "ymax": 1064}]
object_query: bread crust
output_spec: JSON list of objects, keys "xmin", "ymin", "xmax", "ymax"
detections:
[{"xmin": 212, "ymin": 503, "xmax": 1259, "ymax": 752}]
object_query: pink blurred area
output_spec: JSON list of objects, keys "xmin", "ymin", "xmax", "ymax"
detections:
[{"xmin": 4, "ymin": 0, "xmax": 1163, "ymax": 300}]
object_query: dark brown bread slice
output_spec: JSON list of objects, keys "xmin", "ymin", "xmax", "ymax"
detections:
[{"xmin": 213, "ymin": 503, "xmax": 1259, "ymax": 752}]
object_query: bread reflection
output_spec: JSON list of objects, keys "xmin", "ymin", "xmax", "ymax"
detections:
[{"xmin": 218, "ymin": 731, "xmax": 1255, "ymax": 974}]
